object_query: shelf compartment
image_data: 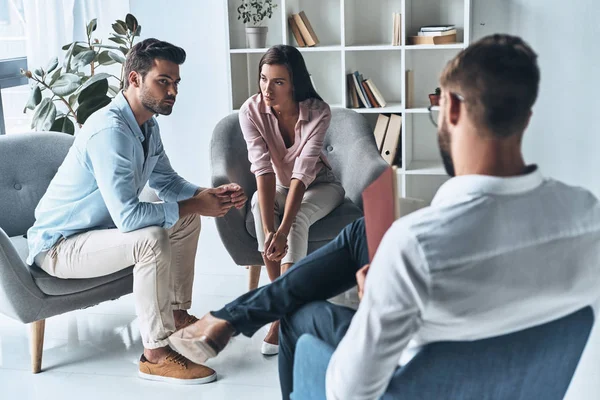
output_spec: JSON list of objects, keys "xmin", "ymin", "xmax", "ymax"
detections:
[
  {"xmin": 344, "ymin": 0, "xmax": 403, "ymax": 46},
  {"xmin": 228, "ymin": 0, "xmax": 284, "ymax": 50},
  {"xmin": 286, "ymin": 0, "xmax": 342, "ymax": 47}
]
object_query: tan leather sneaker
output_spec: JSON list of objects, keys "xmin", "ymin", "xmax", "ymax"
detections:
[{"xmin": 138, "ymin": 350, "xmax": 217, "ymax": 385}]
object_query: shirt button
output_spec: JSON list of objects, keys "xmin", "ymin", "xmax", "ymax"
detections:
[
  {"xmin": 327, "ymin": 146, "xmax": 333, "ymax": 152},
  {"xmin": 14, "ymin": 183, "xmax": 22, "ymax": 190}
]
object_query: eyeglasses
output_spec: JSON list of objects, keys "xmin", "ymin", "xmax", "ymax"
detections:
[{"xmin": 427, "ymin": 92, "xmax": 465, "ymax": 128}]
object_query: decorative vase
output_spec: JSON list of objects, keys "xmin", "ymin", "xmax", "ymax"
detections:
[
  {"xmin": 246, "ymin": 26, "xmax": 268, "ymax": 48},
  {"xmin": 429, "ymin": 94, "xmax": 440, "ymax": 106}
]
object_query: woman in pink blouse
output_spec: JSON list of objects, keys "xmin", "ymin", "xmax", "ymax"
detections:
[{"xmin": 239, "ymin": 45, "xmax": 345, "ymax": 355}]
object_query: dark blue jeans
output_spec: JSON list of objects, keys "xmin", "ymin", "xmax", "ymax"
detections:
[{"xmin": 212, "ymin": 217, "xmax": 368, "ymax": 399}]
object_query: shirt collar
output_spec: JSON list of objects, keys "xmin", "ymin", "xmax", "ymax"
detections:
[
  {"xmin": 113, "ymin": 92, "xmax": 155, "ymax": 142},
  {"xmin": 431, "ymin": 165, "xmax": 544, "ymax": 206},
  {"xmin": 259, "ymin": 95, "xmax": 310, "ymax": 122}
]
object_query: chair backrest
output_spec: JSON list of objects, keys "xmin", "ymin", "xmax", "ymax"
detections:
[
  {"xmin": 0, "ymin": 132, "xmax": 74, "ymax": 236},
  {"xmin": 210, "ymin": 108, "xmax": 388, "ymax": 208},
  {"xmin": 292, "ymin": 306, "xmax": 594, "ymax": 400},
  {"xmin": 381, "ymin": 306, "xmax": 594, "ymax": 400}
]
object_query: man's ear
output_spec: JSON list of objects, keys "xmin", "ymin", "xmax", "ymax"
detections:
[
  {"xmin": 448, "ymin": 92, "xmax": 462, "ymax": 127},
  {"xmin": 129, "ymin": 71, "xmax": 140, "ymax": 88}
]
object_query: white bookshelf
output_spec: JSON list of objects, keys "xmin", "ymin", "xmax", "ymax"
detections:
[{"xmin": 226, "ymin": 0, "xmax": 471, "ymax": 202}]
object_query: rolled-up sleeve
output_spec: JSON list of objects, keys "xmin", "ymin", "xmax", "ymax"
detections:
[
  {"xmin": 87, "ymin": 128, "xmax": 179, "ymax": 232},
  {"xmin": 240, "ymin": 109, "xmax": 274, "ymax": 177},
  {"xmin": 291, "ymin": 108, "xmax": 331, "ymax": 188},
  {"xmin": 149, "ymin": 134, "xmax": 200, "ymax": 202}
]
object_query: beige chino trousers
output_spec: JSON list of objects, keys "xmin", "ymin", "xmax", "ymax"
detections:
[{"xmin": 35, "ymin": 214, "xmax": 201, "ymax": 349}]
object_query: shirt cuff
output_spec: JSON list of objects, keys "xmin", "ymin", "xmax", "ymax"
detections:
[
  {"xmin": 177, "ymin": 182, "xmax": 201, "ymax": 201},
  {"xmin": 253, "ymin": 166, "xmax": 275, "ymax": 177},
  {"xmin": 291, "ymin": 172, "xmax": 312, "ymax": 188},
  {"xmin": 162, "ymin": 202, "xmax": 180, "ymax": 228}
]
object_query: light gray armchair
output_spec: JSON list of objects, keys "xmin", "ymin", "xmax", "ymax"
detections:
[
  {"xmin": 210, "ymin": 108, "xmax": 389, "ymax": 289},
  {"xmin": 0, "ymin": 132, "xmax": 137, "ymax": 373}
]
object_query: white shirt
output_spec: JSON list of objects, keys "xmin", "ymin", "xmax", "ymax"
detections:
[{"xmin": 326, "ymin": 167, "xmax": 600, "ymax": 400}]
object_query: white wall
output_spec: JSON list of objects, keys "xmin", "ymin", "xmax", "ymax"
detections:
[{"xmin": 472, "ymin": 0, "xmax": 600, "ymax": 196}]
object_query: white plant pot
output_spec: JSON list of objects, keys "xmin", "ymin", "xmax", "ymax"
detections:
[{"xmin": 246, "ymin": 26, "xmax": 268, "ymax": 49}]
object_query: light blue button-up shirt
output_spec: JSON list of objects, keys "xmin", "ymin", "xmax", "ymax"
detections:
[{"xmin": 26, "ymin": 92, "xmax": 199, "ymax": 265}]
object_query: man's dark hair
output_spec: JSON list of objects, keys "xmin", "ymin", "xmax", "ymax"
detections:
[
  {"xmin": 123, "ymin": 38, "xmax": 186, "ymax": 89},
  {"xmin": 440, "ymin": 34, "xmax": 540, "ymax": 138}
]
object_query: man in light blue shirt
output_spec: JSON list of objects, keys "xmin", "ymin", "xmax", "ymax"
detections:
[{"xmin": 27, "ymin": 38, "xmax": 246, "ymax": 384}]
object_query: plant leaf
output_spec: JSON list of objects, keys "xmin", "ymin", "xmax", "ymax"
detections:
[
  {"xmin": 116, "ymin": 19, "xmax": 128, "ymax": 31},
  {"xmin": 46, "ymin": 57, "xmax": 59, "ymax": 74},
  {"xmin": 125, "ymin": 14, "xmax": 138, "ymax": 32},
  {"xmin": 109, "ymin": 36, "xmax": 127, "ymax": 45},
  {"xmin": 51, "ymin": 73, "xmax": 82, "ymax": 96},
  {"xmin": 108, "ymin": 51, "xmax": 126, "ymax": 64},
  {"xmin": 76, "ymin": 72, "xmax": 111, "ymax": 93},
  {"xmin": 34, "ymin": 68, "xmax": 44, "ymax": 77},
  {"xmin": 24, "ymin": 86, "xmax": 42, "ymax": 112},
  {"xmin": 78, "ymin": 78, "xmax": 109, "ymax": 104},
  {"xmin": 31, "ymin": 98, "xmax": 57, "ymax": 131},
  {"xmin": 119, "ymin": 46, "xmax": 129, "ymax": 55},
  {"xmin": 45, "ymin": 67, "xmax": 62, "ymax": 86},
  {"xmin": 77, "ymin": 95, "xmax": 111, "ymax": 124},
  {"xmin": 50, "ymin": 116, "xmax": 75, "ymax": 135},
  {"xmin": 69, "ymin": 93, "xmax": 79, "ymax": 107},
  {"xmin": 87, "ymin": 18, "xmax": 98, "ymax": 37},
  {"xmin": 91, "ymin": 43, "xmax": 120, "ymax": 50},
  {"xmin": 108, "ymin": 85, "xmax": 120, "ymax": 96},
  {"xmin": 112, "ymin": 22, "xmax": 128, "ymax": 35},
  {"xmin": 96, "ymin": 51, "xmax": 117, "ymax": 66},
  {"xmin": 62, "ymin": 41, "xmax": 86, "ymax": 50},
  {"xmin": 134, "ymin": 25, "xmax": 141, "ymax": 37},
  {"xmin": 71, "ymin": 50, "xmax": 96, "ymax": 70}
]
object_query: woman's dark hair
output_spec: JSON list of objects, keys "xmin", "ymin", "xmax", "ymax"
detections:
[
  {"xmin": 123, "ymin": 38, "xmax": 186, "ymax": 89},
  {"xmin": 257, "ymin": 45, "xmax": 323, "ymax": 102}
]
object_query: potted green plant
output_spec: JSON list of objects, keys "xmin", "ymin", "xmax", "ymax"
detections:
[
  {"xmin": 429, "ymin": 87, "xmax": 441, "ymax": 106},
  {"xmin": 20, "ymin": 14, "xmax": 141, "ymax": 134},
  {"xmin": 237, "ymin": 0, "xmax": 278, "ymax": 49}
]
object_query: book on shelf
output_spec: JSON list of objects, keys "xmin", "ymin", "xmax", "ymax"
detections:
[
  {"xmin": 346, "ymin": 73, "xmax": 359, "ymax": 108},
  {"xmin": 381, "ymin": 113, "xmax": 402, "ymax": 164},
  {"xmin": 356, "ymin": 72, "xmax": 373, "ymax": 108},
  {"xmin": 420, "ymin": 25, "xmax": 455, "ymax": 32},
  {"xmin": 418, "ymin": 28, "xmax": 457, "ymax": 37},
  {"xmin": 405, "ymin": 70, "xmax": 414, "ymax": 108},
  {"xmin": 373, "ymin": 114, "xmax": 390, "ymax": 152},
  {"xmin": 362, "ymin": 166, "xmax": 427, "ymax": 262},
  {"xmin": 365, "ymin": 79, "xmax": 387, "ymax": 108},
  {"xmin": 362, "ymin": 80, "xmax": 380, "ymax": 108},
  {"xmin": 292, "ymin": 11, "xmax": 319, "ymax": 47},
  {"xmin": 392, "ymin": 12, "xmax": 401, "ymax": 46},
  {"xmin": 288, "ymin": 16, "xmax": 306, "ymax": 47},
  {"xmin": 351, "ymin": 71, "xmax": 369, "ymax": 108}
]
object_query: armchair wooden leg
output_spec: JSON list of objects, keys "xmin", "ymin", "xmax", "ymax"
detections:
[
  {"xmin": 248, "ymin": 265, "xmax": 262, "ymax": 291},
  {"xmin": 30, "ymin": 319, "xmax": 45, "ymax": 374}
]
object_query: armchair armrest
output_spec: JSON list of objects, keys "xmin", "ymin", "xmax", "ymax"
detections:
[{"xmin": 0, "ymin": 228, "xmax": 45, "ymax": 323}]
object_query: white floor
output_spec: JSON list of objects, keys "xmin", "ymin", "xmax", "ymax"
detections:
[{"xmin": 1, "ymin": 219, "xmax": 599, "ymax": 399}]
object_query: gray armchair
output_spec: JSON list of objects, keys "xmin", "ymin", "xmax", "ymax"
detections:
[
  {"xmin": 210, "ymin": 108, "xmax": 389, "ymax": 289},
  {"xmin": 0, "ymin": 132, "xmax": 137, "ymax": 373}
]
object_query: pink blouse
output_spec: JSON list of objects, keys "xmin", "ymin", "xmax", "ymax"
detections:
[{"xmin": 239, "ymin": 93, "xmax": 332, "ymax": 188}]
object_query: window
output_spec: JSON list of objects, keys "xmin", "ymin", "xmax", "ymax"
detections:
[{"xmin": 0, "ymin": 0, "xmax": 29, "ymax": 135}]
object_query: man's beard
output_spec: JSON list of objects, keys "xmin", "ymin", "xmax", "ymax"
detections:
[
  {"xmin": 438, "ymin": 120, "xmax": 456, "ymax": 177},
  {"xmin": 140, "ymin": 86, "xmax": 174, "ymax": 116}
]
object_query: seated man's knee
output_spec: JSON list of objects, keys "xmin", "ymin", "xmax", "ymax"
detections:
[
  {"xmin": 136, "ymin": 226, "xmax": 171, "ymax": 260},
  {"xmin": 342, "ymin": 217, "xmax": 365, "ymax": 241}
]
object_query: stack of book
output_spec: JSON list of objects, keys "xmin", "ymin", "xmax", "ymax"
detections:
[
  {"xmin": 288, "ymin": 11, "xmax": 320, "ymax": 47},
  {"xmin": 373, "ymin": 113, "xmax": 402, "ymax": 165},
  {"xmin": 391, "ymin": 12, "xmax": 401, "ymax": 46},
  {"xmin": 408, "ymin": 24, "xmax": 457, "ymax": 45},
  {"xmin": 346, "ymin": 71, "xmax": 387, "ymax": 109}
]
